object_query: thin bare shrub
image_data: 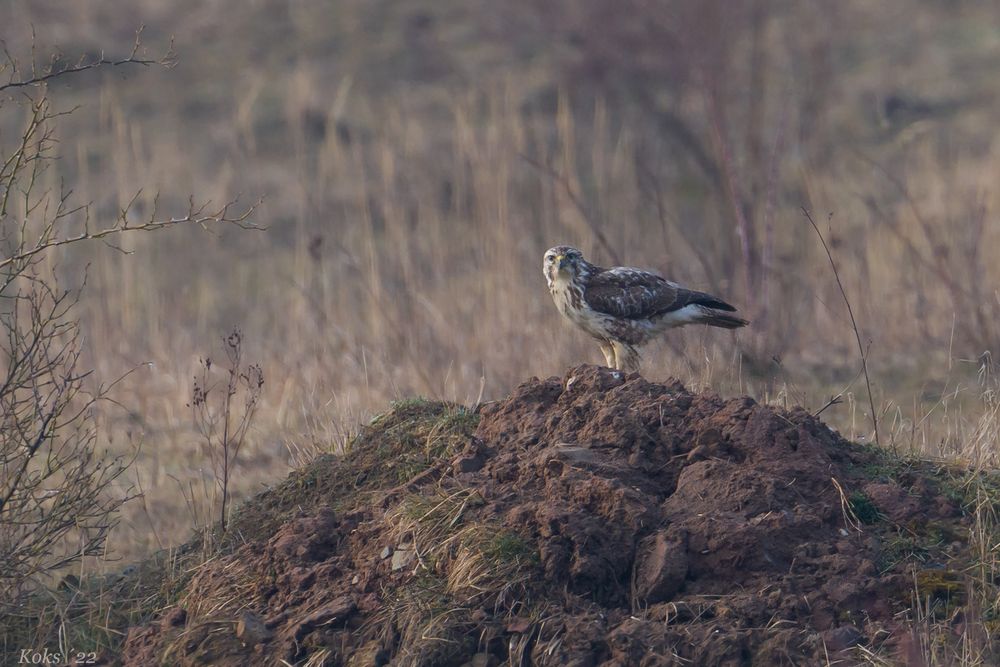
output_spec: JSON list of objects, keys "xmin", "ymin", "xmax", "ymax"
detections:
[
  {"xmin": 0, "ymin": 28, "xmax": 258, "ymax": 649},
  {"xmin": 190, "ymin": 328, "xmax": 264, "ymax": 531},
  {"xmin": 0, "ymin": 279, "xmax": 136, "ymax": 605}
]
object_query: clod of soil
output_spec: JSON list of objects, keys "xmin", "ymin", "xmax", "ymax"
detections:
[{"xmin": 118, "ymin": 366, "xmax": 989, "ymax": 666}]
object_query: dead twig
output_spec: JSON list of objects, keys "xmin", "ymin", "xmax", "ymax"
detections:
[
  {"xmin": 803, "ymin": 208, "xmax": 881, "ymax": 447},
  {"xmin": 0, "ymin": 195, "xmax": 262, "ymax": 273},
  {"xmin": 0, "ymin": 26, "xmax": 173, "ymax": 93}
]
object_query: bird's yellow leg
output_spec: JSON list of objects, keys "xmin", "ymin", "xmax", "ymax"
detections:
[
  {"xmin": 612, "ymin": 341, "xmax": 641, "ymax": 372},
  {"xmin": 599, "ymin": 341, "xmax": 615, "ymax": 368}
]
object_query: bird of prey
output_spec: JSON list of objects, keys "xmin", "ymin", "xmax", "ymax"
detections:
[{"xmin": 543, "ymin": 245, "xmax": 748, "ymax": 371}]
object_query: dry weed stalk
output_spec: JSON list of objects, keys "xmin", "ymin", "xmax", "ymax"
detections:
[
  {"xmin": 803, "ymin": 208, "xmax": 881, "ymax": 448},
  {"xmin": 189, "ymin": 329, "xmax": 264, "ymax": 531}
]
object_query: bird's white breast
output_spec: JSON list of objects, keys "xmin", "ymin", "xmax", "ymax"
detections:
[{"xmin": 549, "ymin": 276, "xmax": 610, "ymax": 338}]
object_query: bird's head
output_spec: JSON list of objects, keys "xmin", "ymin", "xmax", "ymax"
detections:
[{"xmin": 543, "ymin": 245, "xmax": 585, "ymax": 287}]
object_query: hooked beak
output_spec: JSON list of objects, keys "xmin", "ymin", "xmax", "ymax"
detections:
[{"xmin": 556, "ymin": 254, "xmax": 568, "ymax": 270}]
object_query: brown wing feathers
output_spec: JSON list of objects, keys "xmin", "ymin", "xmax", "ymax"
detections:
[
  {"xmin": 583, "ymin": 268, "xmax": 737, "ymax": 320},
  {"xmin": 581, "ymin": 270, "xmax": 669, "ymax": 319}
]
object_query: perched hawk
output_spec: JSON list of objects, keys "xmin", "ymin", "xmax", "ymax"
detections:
[{"xmin": 543, "ymin": 245, "xmax": 748, "ymax": 371}]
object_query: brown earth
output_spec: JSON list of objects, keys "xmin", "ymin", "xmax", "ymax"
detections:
[{"xmin": 116, "ymin": 366, "xmax": 991, "ymax": 666}]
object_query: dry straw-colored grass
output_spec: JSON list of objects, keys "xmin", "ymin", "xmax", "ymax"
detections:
[
  {"xmin": 380, "ymin": 487, "xmax": 536, "ymax": 666},
  {"xmin": 2, "ymin": 6, "xmax": 1000, "ymax": 659}
]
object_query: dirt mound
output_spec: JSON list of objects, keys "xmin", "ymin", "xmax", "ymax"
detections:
[{"xmin": 119, "ymin": 366, "xmax": 987, "ymax": 666}]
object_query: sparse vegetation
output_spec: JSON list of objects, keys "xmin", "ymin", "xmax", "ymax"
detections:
[
  {"xmin": 2, "ymin": 1, "xmax": 1000, "ymax": 664},
  {"xmin": 378, "ymin": 489, "xmax": 540, "ymax": 666},
  {"xmin": 0, "ymin": 27, "xmax": 256, "ymax": 661},
  {"xmin": 347, "ymin": 400, "xmax": 479, "ymax": 485},
  {"xmin": 386, "ymin": 488, "xmax": 537, "ymax": 602}
]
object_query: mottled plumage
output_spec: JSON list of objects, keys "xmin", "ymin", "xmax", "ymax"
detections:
[{"xmin": 543, "ymin": 245, "xmax": 748, "ymax": 371}]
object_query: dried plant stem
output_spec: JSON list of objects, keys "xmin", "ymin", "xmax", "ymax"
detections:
[
  {"xmin": 803, "ymin": 208, "xmax": 880, "ymax": 447},
  {"xmin": 190, "ymin": 329, "xmax": 264, "ymax": 531}
]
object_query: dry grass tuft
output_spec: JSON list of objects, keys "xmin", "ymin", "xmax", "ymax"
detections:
[
  {"xmin": 376, "ymin": 488, "xmax": 539, "ymax": 665},
  {"xmin": 386, "ymin": 489, "xmax": 536, "ymax": 604}
]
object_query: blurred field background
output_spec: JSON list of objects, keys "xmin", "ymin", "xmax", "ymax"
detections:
[{"xmin": 3, "ymin": 0, "xmax": 1000, "ymax": 567}]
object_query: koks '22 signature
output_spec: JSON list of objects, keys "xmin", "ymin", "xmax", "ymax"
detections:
[{"xmin": 19, "ymin": 648, "xmax": 98, "ymax": 664}]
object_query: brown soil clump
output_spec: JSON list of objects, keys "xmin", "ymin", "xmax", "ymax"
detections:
[{"xmin": 118, "ymin": 366, "xmax": 986, "ymax": 665}]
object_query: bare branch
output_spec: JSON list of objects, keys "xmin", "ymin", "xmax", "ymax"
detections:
[
  {"xmin": 0, "ymin": 27, "xmax": 172, "ymax": 94},
  {"xmin": 0, "ymin": 197, "xmax": 263, "ymax": 273}
]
